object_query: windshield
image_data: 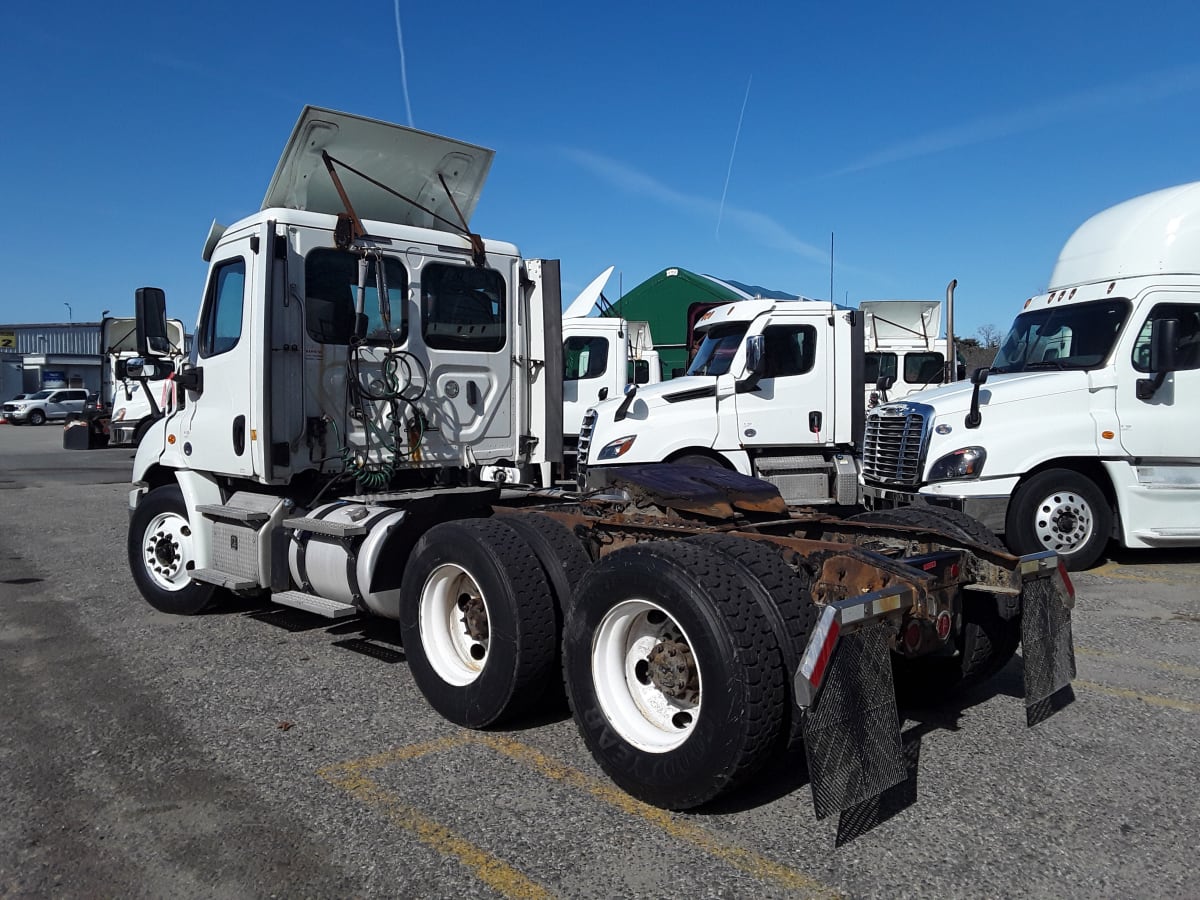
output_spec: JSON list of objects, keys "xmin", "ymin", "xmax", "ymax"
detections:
[
  {"xmin": 686, "ymin": 323, "xmax": 748, "ymax": 376},
  {"xmin": 991, "ymin": 298, "xmax": 1130, "ymax": 373},
  {"xmin": 28, "ymin": 390, "xmax": 53, "ymax": 400}
]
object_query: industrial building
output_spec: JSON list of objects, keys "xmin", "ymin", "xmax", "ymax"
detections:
[{"xmin": 0, "ymin": 321, "xmax": 109, "ymax": 399}]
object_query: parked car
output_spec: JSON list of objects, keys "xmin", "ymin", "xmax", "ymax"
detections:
[{"xmin": 1, "ymin": 388, "xmax": 89, "ymax": 425}]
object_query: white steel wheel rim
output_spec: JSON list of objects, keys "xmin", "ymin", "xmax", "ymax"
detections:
[
  {"xmin": 1033, "ymin": 489, "xmax": 1094, "ymax": 553},
  {"xmin": 143, "ymin": 511, "xmax": 195, "ymax": 592},
  {"xmin": 419, "ymin": 563, "xmax": 490, "ymax": 686},
  {"xmin": 591, "ymin": 599, "xmax": 702, "ymax": 753}
]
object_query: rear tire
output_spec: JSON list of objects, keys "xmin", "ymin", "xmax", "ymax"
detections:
[
  {"xmin": 1006, "ymin": 468, "xmax": 1111, "ymax": 571},
  {"xmin": 128, "ymin": 485, "xmax": 215, "ymax": 615},
  {"xmin": 398, "ymin": 519, "xmax": 559, "ymax": 728},
  {"xmin": 564, "ymin": 540, "xmax": 785, "ymax": 809},
  {"xmin": 848, "ymin": 507, "xmax": 1020, "ymax": 694},
  {"xmin": 686, "ymin": 533, "xmax": 819, "ymax": 753}
]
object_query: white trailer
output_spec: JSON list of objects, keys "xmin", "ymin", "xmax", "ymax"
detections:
[
  {"xmin": 123, "ymin": 105, "xmax": 1076, "ymax": 825},
  {"xmin": 861, "ymin": 181, "xmax": 1200, "ymax": 570}
]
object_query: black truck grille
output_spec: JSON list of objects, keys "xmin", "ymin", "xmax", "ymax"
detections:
[{"xmin": 861, "ymin": 405, "xmax": 927, "ymax": 485}]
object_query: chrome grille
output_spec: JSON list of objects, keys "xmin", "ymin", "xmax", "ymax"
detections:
[
  {"xmin": 861, "ymin": 405, "xmax": 927, "ymax": 485},
  {"xmin": 576, "ymin": 408, "xmax": 598, "ymax": 484}
]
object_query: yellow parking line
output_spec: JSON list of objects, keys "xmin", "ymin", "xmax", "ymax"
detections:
[
  {"xmin": 1085, "ymin": 562, "xmax": 1181, "ymax": 585},
  {"xmin": 321, "ymin": 732, "xmax": 838, "ymax": 899},
  {"xmin": 476, "ymin": 734, "xmax": 838, "ymax": 898},
  {"xmin": 319, "ymin": 736, "xmax": 551, "ymax": 900},
  {"xmin": 1075, "ymin": 680, "xmax": 1200, "ymax": 714},
  {"xmin": 1076, "ymin": 646, "xmax": 1200, "ymax": 679}
]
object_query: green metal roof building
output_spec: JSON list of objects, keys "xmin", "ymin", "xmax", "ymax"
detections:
[{"xmin": 603, "ymin": 268, "xmax": 754, "ymax": 378}]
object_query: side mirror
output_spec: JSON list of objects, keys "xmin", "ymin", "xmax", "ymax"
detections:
[
  {"xmin": 123, "ymin": 358, "xmax": 146, "ymax": 378},
  {"xmin": 1137, "ymin": 318, "xmax": 1181, "ymax": 400},
  {"xmin": 1149, "ymin": 318, "xmax": 1180, "ymax": 373},
  {"xmin": 744, "ymin": 335, "xmax": 766, "ymax": 377},
  {"xmin": 632, "ymin": 359, "xmax": 651, "ymax": 385},
  {"xmin": 966, "ymin": 367, "xmax": 989, "ymax": 429},
  {"xmin": 875, "ymin": 374, "xmax": 895, "ymax": 391},
  {"xmin": 115, "ymin": 359, "xmax": 129, "ymax": 379},
  {"xmin": 135, "ymin": 287, "xmax": 172, "ymax": 358}
]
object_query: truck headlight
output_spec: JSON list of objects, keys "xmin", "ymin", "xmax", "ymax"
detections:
[
  {"xmin": 928, "ymin": 446, "xmax": 986, "ymax": 481},
  {"xmin": 597, "ymin": 435, "xmax": 636, "ymax": 461}
]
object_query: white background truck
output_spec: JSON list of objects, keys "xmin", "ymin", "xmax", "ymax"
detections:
[
  {"xmin": 861, "ymin": 180, "xmax": 1200, "ymax": 570},
  {"xmin": 578, "ymin": 296, "xmax": 868, "ymax": 506},
  {"xmin": 95, "ymin": 316, "xmax": 186, "ymax": 446},
  {"xmin": 561, "ymin": 266, "xmax": 661, "ymax": 478},
  {"xmin": 124, "ymin": 105, "xmax": 1075, "ymax": 824},
  {"xmin": 862, "ymin": 298, "xmax": 957, "ymax": 408}
]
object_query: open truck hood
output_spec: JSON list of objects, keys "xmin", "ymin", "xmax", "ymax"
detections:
[
  {"xmin": 262, "ymin": 106, "xmax": 494, "ymax": 233},
  {"xmin": 862, "ymin": 300, "xmax": 941, "ymax": 348}
]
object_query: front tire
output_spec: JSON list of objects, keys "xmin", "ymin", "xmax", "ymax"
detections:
[
  {"xmin": 28, "ymin": 409, "xmax": 45, "ymax": 426},
  {"xmin": 128, "ymin": 485, "xmax": 215, "ymax": 615},
  {"xmin": 1006, "ymin": 468, "xmax": 1111, "ymax": 571},
  {"xmin": 564, "ymin": 540, "xmax": 785, "ymax": 809},
  {"xmin": 398, "ymin": 518, "xmax": 559, "ymax": 728}
]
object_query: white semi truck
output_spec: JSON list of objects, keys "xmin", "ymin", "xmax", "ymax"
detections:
[
  {"xmin": 862, "ymin": 297, "xmax": 958, "ymax": 408},
  {"xmin": 861, "ymin": 181, "xmax": 1200, "ymax": 570},
  {"xmin": 124, "ymin": 105, "xmax": 1075, "ymax": 823},
  {"xmin": 66, "ymin": 316, "xmax": 186, "ymax": 449},
  {"xmin": 561, "ymin": 266, "xmax": 661, "ymax": 478}
]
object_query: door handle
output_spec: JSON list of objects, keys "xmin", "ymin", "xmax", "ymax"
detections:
[
  {"xmin": 467, "ymin": 381, "xmax": 479, "ymax": 405},
  {"xmin": 233, "ymin": 415, "xmax": 246, "ymax": 455},
  {"xmin": 808, "ymin": 411, "xmax": 822, "ymax": 433}
]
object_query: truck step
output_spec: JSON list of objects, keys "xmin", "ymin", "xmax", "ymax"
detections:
[
  {"xmin": 191, "ymin": 568, "xmax": 259, "ymax": 591},
  {"xmin": 196, "ymin": 504, "xmax": 271, "ymax": 525},
  {"xmin": 272, "ymin": 590, "xmax": 359, "ymax": 619},
  {"xmin": 282, "ymin": 516, "xmax": 369, "ymax": 538}
]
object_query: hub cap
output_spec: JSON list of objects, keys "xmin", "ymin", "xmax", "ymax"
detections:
[
  {"xmin": 1033, "ymin": 489, "xmax": 1094, "ymax": 554},
  {"xmin": 143, "ymin": 512, "xmax": 194, "ymax": 592}
]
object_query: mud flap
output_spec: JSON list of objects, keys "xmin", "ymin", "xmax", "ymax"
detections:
[
  {"xmin": 802, "ymin": 622, "xmax": 906, "ymax": 820},
  {"xmin": 1020, "ymin": 575, "xmax": 1076, "ymax": 725}
]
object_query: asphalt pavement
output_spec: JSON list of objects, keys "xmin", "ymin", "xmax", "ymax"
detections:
[{"xmin": 1, "ymin": 422, "xmax": 1198, "ymax": 898}]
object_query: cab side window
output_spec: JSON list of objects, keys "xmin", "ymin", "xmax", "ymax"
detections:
[
  {"xmin": 564, "ymin": 336, "xmax": 609, "ymax": 380},
  {"xmin": 198, "ymin": 259, "xmax": 246, "ymax": 358},
  {"xmin": 761, "ymin": 324, "xmax": 816, "ymax": 378},
  {"xmin": 1132, "ymin": 303, "xmax": 1200, "ymax": 372},
  {"xmin": 421, "ymin": 264, "xmax": 506, "ymax": 352}
]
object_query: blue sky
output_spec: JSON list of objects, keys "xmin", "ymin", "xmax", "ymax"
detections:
[{"xmin": 3, "ymin": 1, "xmax": 1199, "ymax": 340}]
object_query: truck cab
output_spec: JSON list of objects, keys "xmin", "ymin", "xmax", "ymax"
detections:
[
  {"xmin": 579, "ymin": 297, "xmax": 863, "ymax": 506},
  {"xmin": 861, "ymin": 299, "xmax": 955, "ymax": 408},
  {"xmin": 861, "ymin": 181, "xmax": 1200, "ymax": 569},
  {"xmin": 131, "ymin": 107, "xmax": 563, "ymax": 588}
]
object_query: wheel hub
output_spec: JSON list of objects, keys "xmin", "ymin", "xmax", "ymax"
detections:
[
  {"xmin": 1037, "ymin": 492, "xmax": 1091, "ymax": 549},
  {"xmin": 457, "ymin": 591, "xmax": 489, "ymax": 642},
  {"xmin": 148, "ymin": 531, "xmax": 181, "ymax": 577},
  {"xmin": 645, "ymin": 639, "xmax": 697, "ymax": 701}
]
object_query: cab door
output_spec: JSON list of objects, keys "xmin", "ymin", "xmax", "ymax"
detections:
[
  {"xmin": 176, "ymin": 231, "xmax": 260, "ymax": 478},
  {"xmin": 733, "ymin": 316, "xmax": 832, "ymax": 446},
  {"xmin": 1118, "ymin": 296, "xmax": 1200, "ymax": 458}
]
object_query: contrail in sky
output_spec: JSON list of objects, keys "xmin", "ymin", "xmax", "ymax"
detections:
[
  {"xmin": 717, "ymin": 75, "xmax": 752, "ymax": 238},
  {"xmin": 393, "ymin": 1, "xmax": 414, "ymax": 127}
]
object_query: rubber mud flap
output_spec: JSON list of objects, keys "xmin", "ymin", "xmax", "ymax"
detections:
[
  {"xmin": 1020, "ymin": 576, "xmax": 1077, "ymax": 723},
  {"xmin": 802, "ymin": 622, "xmax": 906, "ymax": 820}
]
